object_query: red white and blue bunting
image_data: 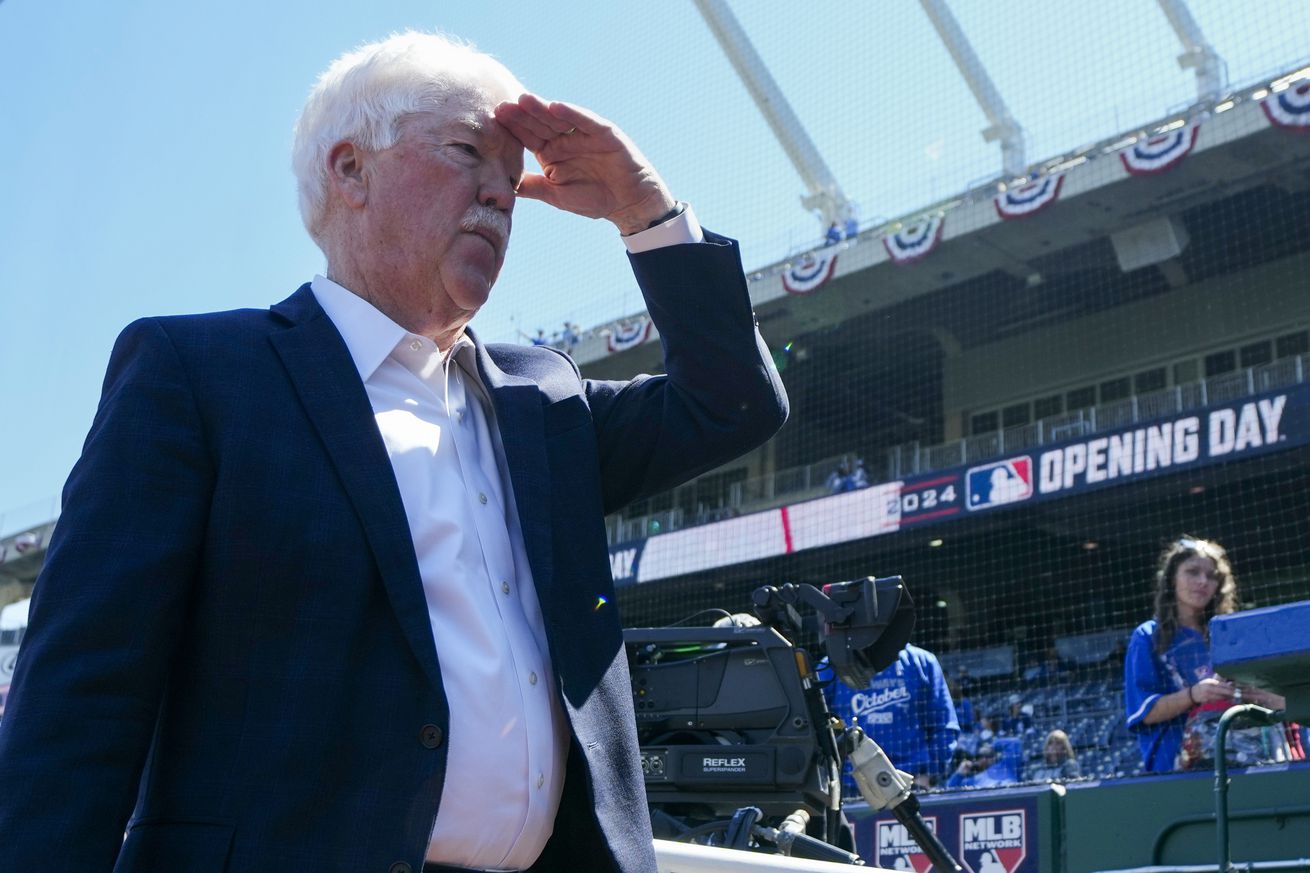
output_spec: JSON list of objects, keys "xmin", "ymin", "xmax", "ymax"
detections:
[
  {"xmin": 1262, "ymin": 81, "xmax": 1310, "ymax": 132},
  {"xmin": 883, "ymin": 214, "xmax": 945, "ymax": 265},
  {"xmin": 781, "ymin": 252, "xmax": 838, "ymax": 295},
  {"xmin": 606, "ymin": 317, "xmax": 653, "ymax": 353},
  {"xmin": 1120, "ymin": 124, "xmax": 1200, "ymax": 175},
  {"xmin": 993, "ymin": 175, "xmax": 1064, "ymax": 220}
]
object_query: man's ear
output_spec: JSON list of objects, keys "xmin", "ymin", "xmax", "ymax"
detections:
[{"xmin": 327, "ymin": 141, "xmax": 368, "ymax": 209}]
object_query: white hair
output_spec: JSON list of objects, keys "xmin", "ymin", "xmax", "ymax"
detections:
[{"xmin": 291, "ymin": 31, "xmax": 523, "ymax": 245}]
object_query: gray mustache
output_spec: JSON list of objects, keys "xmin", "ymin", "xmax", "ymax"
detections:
[{"xmin": 462, "ymin": 208, "xmax": 509, "ymax": 248}]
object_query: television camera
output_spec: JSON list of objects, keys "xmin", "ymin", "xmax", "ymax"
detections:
[{"xmin": 625, "ymin": 576, "xmax": 961, "ymax": 868}]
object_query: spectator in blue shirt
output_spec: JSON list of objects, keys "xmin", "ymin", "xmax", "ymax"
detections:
[
  {"xmin": 948, "ymin": 676, "xmax": 975, "ymax": 734},
  {"xmin": 826, "ymin": 460, "xmax": 852, "ymax": 494},
  {"xmin": 1000, "ymin": 693, "xmax": 1036, "ymax": 736},
  {"xmin": 1124, "ymin": 536, "xmax": 1284, "ymax": 772},
  {"xmin": 560, "ymin": 322, "xmax": 580, "ymax": 351},
  {"xmin": 823, "ymin": 644, "xmax": 959, "ymax": 789},
  {"xmin": 848, "ymin": 458, "xmax": 869, "ymax": 489},
  {"xmin": 946, "ymin": 737, "xmax": 1023, "ymax": 789}
]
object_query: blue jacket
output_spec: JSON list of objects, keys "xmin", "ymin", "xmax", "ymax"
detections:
[
  {"xmin": 0, "ymin": 233, "xmax": 787, "ymax": 872},
  {"xmin": 823, "ymin": 644, "xmax": 959, "ymax": 784},
  {"xmin": 1124, "ymin": 620, "xmax": 1213, "ymax": 772},
  {"xmin": 945, "ymin": 737, "xmax": 1023, "ymax": 789}
]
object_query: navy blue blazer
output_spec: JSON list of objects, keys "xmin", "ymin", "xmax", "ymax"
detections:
[{"xmin": 0, "ymin": 233, "xmax": 786, "ymax": 872}]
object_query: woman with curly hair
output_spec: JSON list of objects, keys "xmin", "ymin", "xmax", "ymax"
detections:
[{"xmin": 1123, "ymin": 536, "xmax": 1285, "ymax": 771}]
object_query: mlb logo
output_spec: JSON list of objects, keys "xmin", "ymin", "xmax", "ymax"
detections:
[
  {"xmin": 877, "ymin": 818, "xmax": 936, "ymax": 873},
  {"xmin": 966, "ymin": 457, "xmax": 1033, "ymax": 511},
  {"xmin": 960, "ymin": 810, "xmax": 1027, "ymax": 873}
]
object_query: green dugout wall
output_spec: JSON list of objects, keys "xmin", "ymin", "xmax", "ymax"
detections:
[
  {"xmin": 847, "ymin": 764, "xmax": 1310, "ymax": 872},
  {"xmin": 1065, "ymin": 766, "xmax": 1310, "ymax": 872}
]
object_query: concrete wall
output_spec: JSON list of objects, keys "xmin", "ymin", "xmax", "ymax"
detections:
[{"xmin": 941, "ymin": 251, "xmax": 1310, "ymax": 428}]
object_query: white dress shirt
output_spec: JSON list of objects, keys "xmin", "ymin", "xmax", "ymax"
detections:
[{"xmin": 310, "ymin": 207, "xmax": 700, "ymax": 870}]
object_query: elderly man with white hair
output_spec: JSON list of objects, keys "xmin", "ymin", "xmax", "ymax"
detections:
[{"xmin": 0, "ymin": 31, "xmax": 786, "ymax": 873}]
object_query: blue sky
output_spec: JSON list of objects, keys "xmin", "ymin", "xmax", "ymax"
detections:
[{"xmin": 1, "ymin": 0, "xmax": 1306, "ymax": 530}]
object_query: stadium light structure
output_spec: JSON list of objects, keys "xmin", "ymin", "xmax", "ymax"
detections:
[
  {"xmin": 919, "ymin": 0, "xmax": 1027, "ymax": 179},
  {"xmin": 690, "ymin": 0, "xmax": 855, "ymax": 229},
  {"xmin": 1155, "ymin": 0, "xmax": 1227, "ymax": 104}
]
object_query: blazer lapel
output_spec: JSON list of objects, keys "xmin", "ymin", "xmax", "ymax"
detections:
[
  {"xmin": 474, "ymin": 337, "xmax": 555, "ymax": 601},
  {"xmin": 269, "ymin": 286, "xmax": 445, "ymax": 697}
]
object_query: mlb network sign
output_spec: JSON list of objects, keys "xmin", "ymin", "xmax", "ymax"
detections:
[
  {"xmin": 857, "ymin": 795, "xmax": 1042, "ymax": 872},
  {"xmin": 960, "ymin": 810, "xmax": 1027, "ymax": 873},
  {"xmin": 876, "ymin": 818, "xmax": 936, "ymax": 872},
  {"xmin": 967, "ymin": 392, "xmax": 1296, "ymax": 511}
]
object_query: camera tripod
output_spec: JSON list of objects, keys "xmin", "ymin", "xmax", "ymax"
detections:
[
  {"xmin": 639, "ymin": 577, "xmax": 964, "ymax": 869},
  {"xmin": 655, "ymin": 720, "xmax": 962, "ymax": 870}
]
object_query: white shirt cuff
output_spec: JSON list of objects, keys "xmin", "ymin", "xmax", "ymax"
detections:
[{"xmin": 621, "ymin": 203, "xmax": 705, "ymax": 254}]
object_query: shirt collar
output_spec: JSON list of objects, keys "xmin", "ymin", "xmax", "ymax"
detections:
[
  {"xmin": 311, "ymin": 275, "xmax": 407, "ymax": 382},
  {"xmin": 310, "ymin": 274, "xmax": 475, "ymax": 382}
]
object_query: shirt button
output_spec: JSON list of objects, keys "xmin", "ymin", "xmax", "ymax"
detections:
[
  {"xmin": 529, "ymin": 671, "xmax": 538, "ymax": 685},
  {"xmin": 389, "ymin": 863, "xmax": 413, "ymax": 873},
  {"xmin": 409, "ymin": 340, "xmax": 422, "ymax": 351},
  {"xmin": 501, "ymin": 580, "xmax": 510, "ymax": 595},
  {"xmin": 479, "ymin": 492, "xmax": 488, "ymax": 505},
  {"xmin": 456, "ymin": 409, "xmax": 465, "ymax": 422},
  {"xmin": 537, "ymin": 772, "xmax": 545, "ymax": 789},
  {"xmin": 419, "ymin": 724, "xmax": 444, "ymax": 749}
]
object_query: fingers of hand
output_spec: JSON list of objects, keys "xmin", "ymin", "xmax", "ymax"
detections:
[
  {"xmin": 1201, "ymin": 681, "xmax": 1234, "ymax": 700},
  {"xmin": 512, "ymin": 173, "xmax": 553, "ymax": 203},
  {"xmin": 499, "ymin": 94, "xmax": 593, "ymax": 144},
  {"xmin": 539, "ymin": 97, "xmax": 606, "ymax": 138},
  {"xmin": 495, "ymin": 103, "xmax": 550, "ymax": 152}
]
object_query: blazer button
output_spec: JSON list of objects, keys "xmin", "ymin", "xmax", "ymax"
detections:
[
  {"xmin": 420, "ymin": 724, "xmax": 444, "ymax": 749},
  {"xmin": 389, "ymin": 863, "xmax": 412, "ymax": 873}
]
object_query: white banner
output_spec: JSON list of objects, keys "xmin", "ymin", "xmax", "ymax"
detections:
[
  {"xmin": 883, "ymin": 215, "xmax": 945, "ymax": 264},
  {"xmin": 782, "ymin": 252, "xmax": 838, "ymax": 295},
  {"xmin": 1262, "ymin": 82, "xmax": 1310, "ymax": 130},
  {"xmin": 994, "ymin": 175, "xmax": 1064, "ymax": 220},
  {"xmin": 1119, "ymin": 124, "xmax": 1199, "ymax": 175},
  {"xmin": 606, "ymin": 317, "xmax": 653, "ymax": 353}
]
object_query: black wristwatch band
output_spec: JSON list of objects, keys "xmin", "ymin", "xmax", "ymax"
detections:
[{"xmin": 646, "ymin": 201, "xmax": 686, "ymax": 229}]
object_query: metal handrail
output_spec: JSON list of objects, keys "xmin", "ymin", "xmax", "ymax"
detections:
[{"xmin": 1215, "ymin": 705, "xmax": 1286, "ymax": 873}]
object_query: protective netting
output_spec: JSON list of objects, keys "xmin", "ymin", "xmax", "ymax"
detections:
[
  {"xmin": 4, "ymin": 0, "xmax": 1310, "ymax": 793},
  {"xmin": 586, "ymin": 1, "xmax": 1310, "ymax": 787}
]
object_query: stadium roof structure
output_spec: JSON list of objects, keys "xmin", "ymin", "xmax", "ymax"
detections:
[
  {"xmin": 587, "ymin": 59, "xmax": 1310, "ymax": 616},
  {"xmin": 572, "ymin": 65, "xmax": 1310, "ymax": 382}
]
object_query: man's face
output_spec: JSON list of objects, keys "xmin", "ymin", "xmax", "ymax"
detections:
[{"xmin": 362, "ymin": 79, "xmax": 525, "ymax": 320}]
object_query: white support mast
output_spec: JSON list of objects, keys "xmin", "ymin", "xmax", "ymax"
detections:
[
  {"xmin": 919, "ymin": 0, "xmax": 1027, "ymax": 178},
  {"xmin": 1155, "ymin": 0, "xmax": 1226, "ymax": 104},
  {"xmin": 691, "ymin": 0, "xmax": 853, "ymax": 227}
]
